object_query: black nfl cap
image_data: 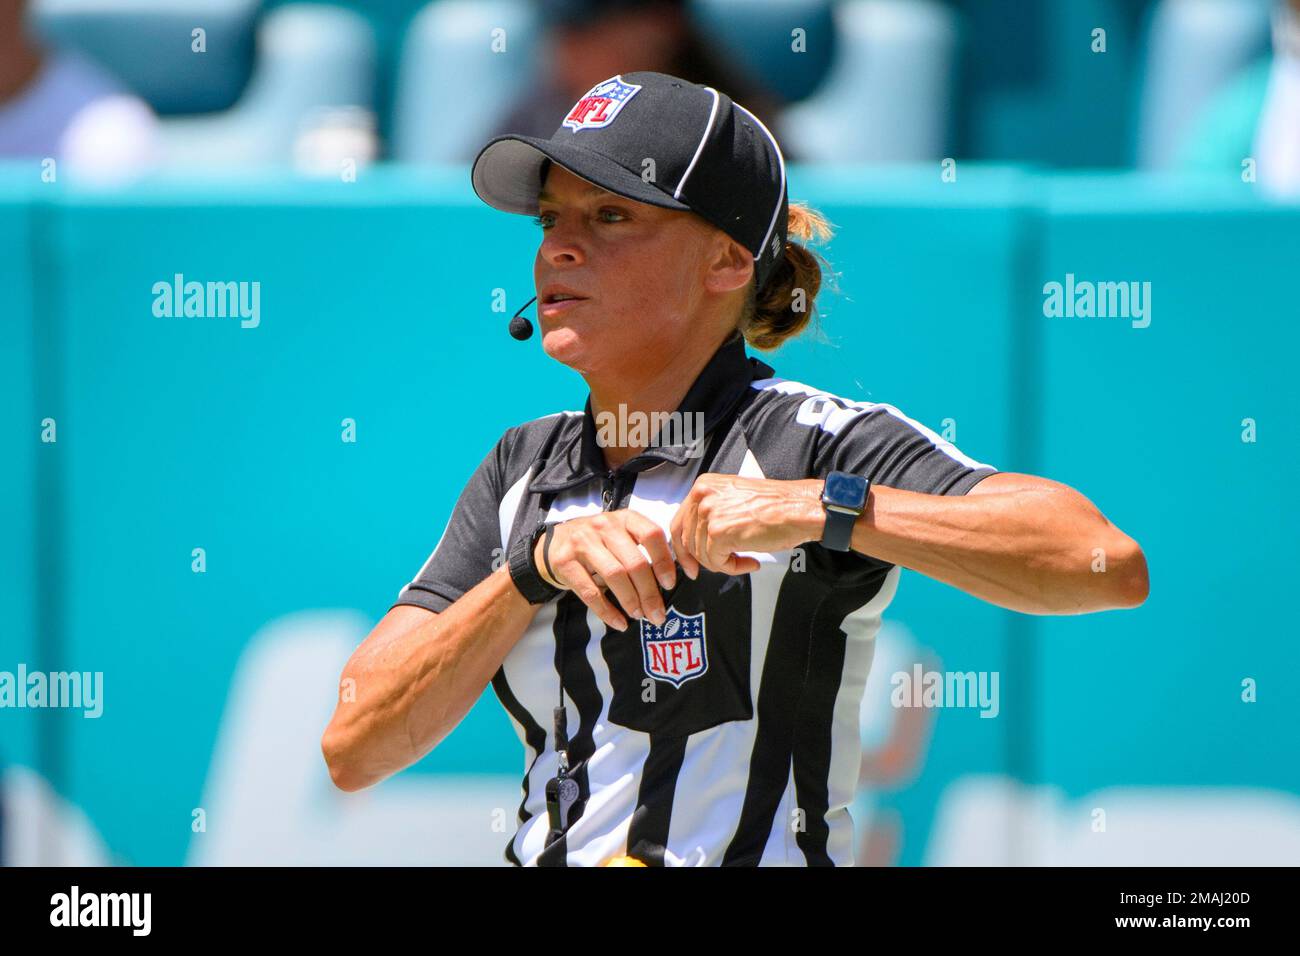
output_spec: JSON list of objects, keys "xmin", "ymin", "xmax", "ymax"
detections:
[{"xmin": 471, "ymin": 71, "xmax": 789, "ymax": 293}]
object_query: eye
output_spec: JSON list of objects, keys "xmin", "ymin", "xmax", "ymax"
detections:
[{"xmin": 532, "ymin": 208, "xmax": 629, "ymax": 230}]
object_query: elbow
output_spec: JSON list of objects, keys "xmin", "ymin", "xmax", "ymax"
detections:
[
  {"xmin": 1109, "ymin": 535, "xmax": 1149, "ymax": 609},
  {"xmin": 321, "ymin": 724, "xmax": 371, "ymax": 794}
]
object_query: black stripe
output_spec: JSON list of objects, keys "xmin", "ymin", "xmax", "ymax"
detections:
[
  {"xmin": 721, "ymin": 562, "xmax": 825, "ymax": 865},
  {"xmin": 535, "ymin": 595, "xmax": 604, "ymax": 867},
  {"xmin": 626, "ymin": 734, "xmax": 689, "ymax": 866},
  {"xmin": 790, "ymin": 583, "xmax": 876, "ymax": 864},
  {"xmin": 490, "ymin": 667, "xmax": 547, "ymax": 867}
]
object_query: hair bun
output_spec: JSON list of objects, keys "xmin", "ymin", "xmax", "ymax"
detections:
[{"xmin": 739, "ymin": 202, "xmax": 836, "ymax": 351}]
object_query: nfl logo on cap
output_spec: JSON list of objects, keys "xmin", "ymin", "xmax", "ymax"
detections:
[
  {"xmin": 563, "ymin": 77, "xmax": 642, "ymax": 132},
  {"xmin": 641, "ymin": 607, "xmax": 708, "ymax": 687}
]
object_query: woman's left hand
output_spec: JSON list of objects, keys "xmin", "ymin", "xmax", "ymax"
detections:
[{"xmin": 669, "ymin": 475, "xmax": 826, "ymax": 579}]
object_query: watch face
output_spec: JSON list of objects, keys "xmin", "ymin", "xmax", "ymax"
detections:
[{"xmin": 823, "ymin": 472, "xmax": 868, "ymax": 510}]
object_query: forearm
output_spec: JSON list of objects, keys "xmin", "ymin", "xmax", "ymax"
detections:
[
  {"xmin": 323, "ymin": 565, "xmax": 539, "ymax": 791},
  {"xmin": 847, "ymin": 481, "xmax": 1146, "ymax": 614},
  {"xmin": 781, "ymin": 476, "xmax": 1147, "ymax": 615}
]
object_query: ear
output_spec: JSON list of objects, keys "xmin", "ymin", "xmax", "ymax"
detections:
[{"xmin": 702, "ymin": 234, "xmax": 755, "ymax": 296}]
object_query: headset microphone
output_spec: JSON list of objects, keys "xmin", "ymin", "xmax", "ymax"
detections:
[{"xmin": 509, "ymin": 295, "xmax": 537, "ymax": 341}]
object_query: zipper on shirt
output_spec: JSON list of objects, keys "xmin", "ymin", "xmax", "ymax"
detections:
[
  {"xmin": 601, "ymin": 469, "xmax": 618, "ymax": 511},
  {"xmin": 604, "ymin": 465, "xmax": 645, "ymax": 512}
]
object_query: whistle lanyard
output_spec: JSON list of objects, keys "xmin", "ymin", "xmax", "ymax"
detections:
[
  {"xmin": 543, "ymin": 465, "xmax": 624, "ymax": 846},
  {"xmin": 544, "ymin": 547, "xmax": 581, "ymax": 847}
]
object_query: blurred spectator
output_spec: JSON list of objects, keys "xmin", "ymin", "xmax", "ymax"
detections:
[
  {"xmin": 1253, "ymin": 0, "xmax": 1300, "ymax": 195},
  {"xmin": 486, "ymin": 0, "xmax": 797, "ymax": 159},
  {"xmin": 1177, "ymin": 0, "xmax": 1300, "ymax": 197},
  {"xmin": 852, "ymin": 627, "xmax": 937, "ymax": 867},
  {"xmin": 0, "ymin": 0, "xmax": 158, "ymax": 177}
]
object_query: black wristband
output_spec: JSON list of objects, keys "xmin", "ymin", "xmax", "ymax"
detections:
[
  {"xmin": 542, "ymin": 522, "xmax": 560, "ymax": 586},
  {"xmin": 508, "ymin": 522, "xmax": 564, "ymax": 605}
]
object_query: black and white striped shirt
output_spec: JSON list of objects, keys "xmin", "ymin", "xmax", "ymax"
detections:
[{"xmin": 393, "ymin": 333, "xmax": 997, "ymax": 865}]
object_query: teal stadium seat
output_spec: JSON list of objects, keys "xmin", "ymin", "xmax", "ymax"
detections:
[
  {"xmin": 687, "ymin": 0, "xmax": 836, "ymax": 103},
  {"xmin": 392, "ymin": 0, "xmax": 542, "ymax": 164},
  {"xmin": 390, "ymin": 0, "xmax": 837, "ymax": 165},
  {"xmin": 1134, "ymin": 0, "xmax": 1271, "ymax": 170},
  {"xmin": 30, "ymin": 0, "xmax": 260, "ymax": 115},
  {"xmin": 779, "ymin": 0, "xmax": 960, "ymax": 162},
  {"xmin": 33, "ymin": 1, "xmax": 376, "ymax": 169},
  {"xmin": 155, "ymin": 5, "xmax": 377, "ymax": 168},
  {"xmin": 392, "ymin": 0, "xmax": 942, "ymax": 166}
]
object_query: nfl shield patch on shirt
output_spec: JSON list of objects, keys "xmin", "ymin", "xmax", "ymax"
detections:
[
  {"xmin": 600, "ymin": 569, "xmax": 753, "ymax": 737},
  {"xmin": 641, "ymin": 607, "xmax": 708, "ymax": 687}
]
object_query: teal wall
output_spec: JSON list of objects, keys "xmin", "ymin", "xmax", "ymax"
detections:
[{"xmin": 0, "ymin": 163, "xmax": 1295, "ymax": 864}]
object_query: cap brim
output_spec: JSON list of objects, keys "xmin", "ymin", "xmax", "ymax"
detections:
[{"xmin": 471, "ymin": 134, "xmax": 693, "ymax": 216}]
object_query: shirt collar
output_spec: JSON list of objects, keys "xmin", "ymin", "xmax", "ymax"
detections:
[{"xmin": 530, "ymin": 331, "xmax": 775, "ymax": 494}]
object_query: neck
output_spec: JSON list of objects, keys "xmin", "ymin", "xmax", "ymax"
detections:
[{"xmin": 586, "ymin": 334, "xmax": 730, "ymax": 470}]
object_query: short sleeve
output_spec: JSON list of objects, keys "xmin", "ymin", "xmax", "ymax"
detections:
[
  {"xmin": 391, "ymin": 430, "xmax": 512, "ymax": 614},
  {"xmin": 809, "ymin": 398, "xmax": 998, "ymax": 496}
]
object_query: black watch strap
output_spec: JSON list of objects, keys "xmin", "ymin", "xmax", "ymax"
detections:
[
  {"xmin": 508, "ymin": 522, "xmax": 563, "ymax": 605},
  {"xmin": 820, "ymin": 471, "xmax": 870, "ymax": 552},
  {"xmin": 821, "ymin": 507, "xmax": 858, "ymax": 552}
]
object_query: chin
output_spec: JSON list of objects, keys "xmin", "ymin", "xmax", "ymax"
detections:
[{"xmin": 540, "ymin": 326, "xmax": 595, "ymax": 372}]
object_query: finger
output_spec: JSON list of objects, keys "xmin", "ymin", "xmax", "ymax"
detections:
[
  {"xmin": 561, "ymin": 561, "xmax": 628, "ymax": 631},
  {"xmin": 673, "ymin": 493, "xmax": 701, "ymax": 580},
  {"xmin": 700, "ymin": 512, "xmax": 727, "ymax": 572},
  {"xmin": 587, "ymin": 550, "xmax": 645, "ymax": 628},
  {"xmin": 603, "ymin": 531, "xmax": 666, "ymax": 627},
  {"xmin": 624, "ymin": 512, "xmax": 676, "ymax": 591},
  {"xmin": 718, "ymin": 554, "xmax": 761, "ymax": 576},
  {"xmin": 703, "ymin": 517, "xmax": 747, "ymax": 574},
  {"xmin": 694, "ymin": 502, "xmax": 713, "ymax": 573}
]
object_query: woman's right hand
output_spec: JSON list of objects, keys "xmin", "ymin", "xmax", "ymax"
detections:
[{"xmin": 534, "ymin": 511, "xmax": 678, "ymax": 631}]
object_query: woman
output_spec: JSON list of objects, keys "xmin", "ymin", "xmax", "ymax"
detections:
[{"xmin": 321, "ymin": 72, "xmax": 1148, "ymax": 867}]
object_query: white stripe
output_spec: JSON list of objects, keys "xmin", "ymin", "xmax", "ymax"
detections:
[
  {"xmin": 562, "ymin": 605, "xmax": 649, "ymax": 866},
  {"xmin": 823, "ymin": 565, "xmax": 901, "ymax": 865},
  {"xmin": 674, "ymin": 87, "xmax": 721, "ymax": 200},
  {"xmin": 498, "ymin": 464, "xmax": 533, "ymax": 550},
  {"xmin": 500, "ymin": 600, "xmax": 560, "ymax": 863},
  {"xmin": 508, "ymin": 483, "xmax": 604, "ymax": 865},
  {"xmin": 753, "ymin": 377, "xmax": 996, "ymax": 471},
  {"xmin": 731, "ymin": 102, "xmax": 787, "ymax": 262},
  {"xmin": 662, "ymin": 724, "xmax": 764, "ymax": 864},
  {"xmin": 664, "ymin": 447, "xmax": 790, "ymax": 863}
]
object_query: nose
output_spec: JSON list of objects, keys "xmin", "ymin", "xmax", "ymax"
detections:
[{"xmin": 538, "ymin": 216, "xmax": 587, "ymax": 268}]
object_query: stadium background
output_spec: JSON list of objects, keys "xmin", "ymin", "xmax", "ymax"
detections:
[{"xmin": 1, "ymin": 0, "xmax": 1297, "ymax": 865}]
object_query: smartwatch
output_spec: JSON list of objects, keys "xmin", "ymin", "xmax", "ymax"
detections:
[
  {"xmin": 508, "ymin": 522, "xmax": 564, "ymax": 605},
  {"xmin": 819, "ymin": 471, "xmax": 870, "ymax": 551}
]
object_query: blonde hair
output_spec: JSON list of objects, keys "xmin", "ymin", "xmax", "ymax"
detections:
[{"xmin": 736, "ymin": 201, "xmax": 837, "ymax": 351}]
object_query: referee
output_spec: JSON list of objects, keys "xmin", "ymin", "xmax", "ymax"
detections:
[{"xmin": 321, "ymin": 72, "xmax": 1148, "ymax": 866}]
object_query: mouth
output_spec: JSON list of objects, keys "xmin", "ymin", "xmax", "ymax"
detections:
[
  {"xmin": 539, "ymin": 287, "xmax": 589, "ymax": 317},
  {"xmin": 540, "ymin": 298, "xmax": 586, "ymax": 317}
]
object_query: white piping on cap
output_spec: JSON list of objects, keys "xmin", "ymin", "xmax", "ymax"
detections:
[
  {"xmin": 731, "ymin": 101, "xmax": 787, "ymax": 263},
  {"xmin": 674, "ymin": 86, "xmax": 721, "ymax": 200}
]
